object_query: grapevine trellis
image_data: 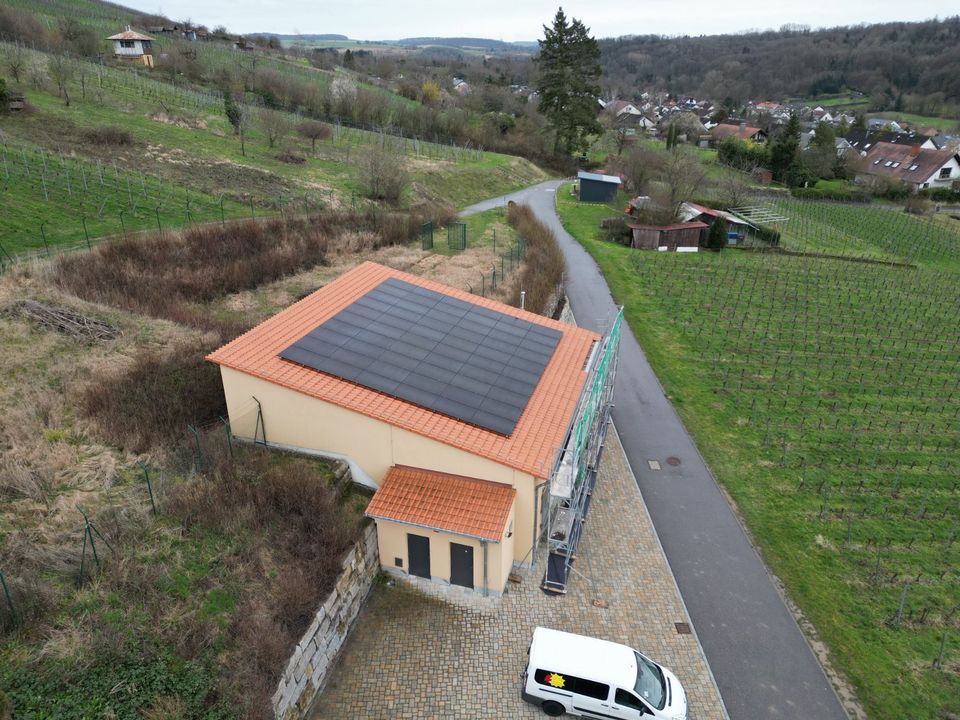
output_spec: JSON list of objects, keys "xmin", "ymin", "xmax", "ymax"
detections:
[{"xmin": 628, "ymin": 207, "xmax": 960, "ymax": 670}]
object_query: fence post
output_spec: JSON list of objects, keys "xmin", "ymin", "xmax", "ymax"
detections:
[
  {"xmin": 0, "ymin": 570, "xmax": 18, "ymax": 626},
  {"xmin": 188, "ymin": 424, "xmax": 203, "ymax": 469},
  {"xmin": 137, "ymin": 461, "xmax": 157, "ymax": 515},
  {"xmin": 81, "ymin": 215, "xmax": 91, "ymax": 250},
  {"xmin": 119, "ymin": 209, "xmax": 126, "ymax": 239},
  {"xmin": 39, "ymin": 223, "xmax": 50, "ymax": 257},
  {"xmin": 220, "ymin": 415, "xmax": 233, "ymax": 457},
  {"xmin": 155, "ymin": 206, "xmax": 162, "ymax": 233}
]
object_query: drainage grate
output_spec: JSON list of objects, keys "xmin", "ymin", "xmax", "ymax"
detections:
[
  {"xmin": 666, "ymin": 456, "xmax": 681, "ymax": 467},
  {"xmin": 674, "ymin": 622, "xmax": 691, "ymax": 635},
  {"xmin": 647, "ymin": 460, "xmax": 661, "ymax": 471}
]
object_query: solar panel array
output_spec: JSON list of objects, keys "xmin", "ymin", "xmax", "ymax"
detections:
[{"xmin": 279, "ymin": 278, "xmax": 562, "ymax": 436}]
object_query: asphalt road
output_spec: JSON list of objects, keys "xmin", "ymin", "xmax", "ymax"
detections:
[{"xmin": 462, "ymin": 182, "xmax": 849, "ymax": 720}]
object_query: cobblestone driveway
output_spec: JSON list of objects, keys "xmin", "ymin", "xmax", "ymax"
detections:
[{"xmin": 312, "ymin": 426, "xmax": 728, "ymax": 720}]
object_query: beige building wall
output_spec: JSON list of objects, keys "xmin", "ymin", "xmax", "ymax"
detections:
[
  {"xmin": 374, "ymin": 504, "xmax": 516, "ymax": 594},
  {"xmin": 220, "ymin": 367, "xmax": 541, "ymax": 564}
]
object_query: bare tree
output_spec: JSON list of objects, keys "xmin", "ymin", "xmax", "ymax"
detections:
[
  {"xmin": 255, "ymin": 106, "xmax": 294, "ymax": 149},
  {"xmin": 361, "ymin": 139, "xmax": 410, "ymax": 206},
  {"xmin": 4, "ymin": 43, "xmax": 25, "ymax": 85},
  {"xmin": 48, "ymin": 54, "xmax": 75, "ymax": 106},
  {"xmin": 296, "ymin": 120, "xmax": 331, "ymax": 154},
  {"xmin": 662, "ymin": 147, "xmax": 707, "ymax": 220},
  {"xmin": 620, "ymin": 144, "xmax": 662, "ymax": 196}
]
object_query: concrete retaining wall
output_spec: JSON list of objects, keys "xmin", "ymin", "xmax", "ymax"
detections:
[{"xmin": 272, "ymin": 522, "xmax": 379, "ymax": 720}]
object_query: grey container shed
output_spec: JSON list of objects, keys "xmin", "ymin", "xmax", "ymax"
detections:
[{"xmin": 577, "ymin": 171, "xmax": 621, "ymax": 203}]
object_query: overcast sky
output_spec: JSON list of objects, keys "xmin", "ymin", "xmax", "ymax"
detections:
[{"xmin": 122, "ymin": 0, "xmax": 956, "ymax": 41}]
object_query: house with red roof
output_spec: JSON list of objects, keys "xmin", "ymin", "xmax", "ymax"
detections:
[
  {"xmin": 207, "ymin": 262, "xmax": 599, "ymax": 597},
  {"xmin": 856, "ymin": 142, "xmax": 960, "ymax": 191},
  {"xmin": 710, "ymin": 122, "xmax": 767, "ymax": 144}
]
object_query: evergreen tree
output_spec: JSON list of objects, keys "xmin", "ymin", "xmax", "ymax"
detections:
[
  {"xmin": 707, "ymin": 217, "xmax": 728, "ymax": 251},
  {"xmin": 770, "ymin": 113, "xmax": 800, "ymax": 182},
  {"xmin": 224, "ymin": 90, "xmax": 242, "ymax": 135},
  {"xmin": 535, "ymin": 7, "xmax": 602, "ymax": 156}
]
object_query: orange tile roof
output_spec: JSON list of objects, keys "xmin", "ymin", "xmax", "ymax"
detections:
[
  {"xmin": 365, "ymin": 465, "xmax": 516, "ymax": 542},
  {"xmin": 207, "ymin": 262, "xmax": 598, "ymax": 478}
]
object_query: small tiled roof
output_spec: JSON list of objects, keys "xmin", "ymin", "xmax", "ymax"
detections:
[
  {"xmin": 107, "ymin": 29, "xmax": 153, "ymax": 41},
  {"xmin": 207, "ymin": 262, "xmax": 598, "ymax": 479},
  {"xmin": 366, "ymin": 465, "xmax": 516, "ymax": 542}
]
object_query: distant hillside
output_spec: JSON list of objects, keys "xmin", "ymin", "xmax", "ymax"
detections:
[
  {"xmin": 251, "ymin": 33, "xmax": 349, "ymax": 42},
  {"xmin": 600, "ymin": 17, "xmax": 960, "ymax": 116},
  {"xmin": 391, "ymin": 37, "xmax": 535, "ymax": 52}
]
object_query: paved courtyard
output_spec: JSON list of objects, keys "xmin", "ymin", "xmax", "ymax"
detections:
[{"xmin": 311, "ymin": 425, "xmax": 728, "ymax": 720}]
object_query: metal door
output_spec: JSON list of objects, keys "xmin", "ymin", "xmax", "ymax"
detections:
[
  {"xmin": 407, "ymin": 534, "xmax": 431, "ymax": 579},
  {"xmin": 450, "ymin": 542, "xmax": 474, "ymax": 589}
]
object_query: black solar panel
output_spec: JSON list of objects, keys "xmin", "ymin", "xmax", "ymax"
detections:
[{"xmin": 279, "ymin": 278, "xmax": 562, "ymax": 436}]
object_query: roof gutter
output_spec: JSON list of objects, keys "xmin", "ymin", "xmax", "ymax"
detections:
[{"xmin": 364, "ymin": 513, "xmax": 502, "ymax": 544}]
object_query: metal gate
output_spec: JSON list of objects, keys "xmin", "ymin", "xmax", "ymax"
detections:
[
  {"xmin": 447, "ymin": 222, "xmax": 466, "ymax": 252},
  {"xmin": 420, "ymin": 221, "xmax": 433, "ymax": 250}
]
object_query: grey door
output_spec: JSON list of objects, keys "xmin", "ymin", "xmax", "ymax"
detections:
[
  {"xmin": 450, "ymin": 543, "xmax": 474, "ymax": 589},
  {"xmin": 407, "ymin": 534, "xmax": 430, "ymax": 579}
]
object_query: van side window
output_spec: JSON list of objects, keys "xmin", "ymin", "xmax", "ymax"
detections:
[
  {"xmin": 534, "ymin": 669, "xmax": 609, "ymax": 700},
  {"xmin": 615, "ymin": 688, "xmax": 647, "ymax": 710}
]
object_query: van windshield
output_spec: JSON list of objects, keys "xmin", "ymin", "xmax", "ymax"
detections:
[{"xmin": 634, "ymin": 652, "xmax": 666, "ymax": 710}]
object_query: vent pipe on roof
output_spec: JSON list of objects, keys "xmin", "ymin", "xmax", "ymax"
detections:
[{"xmin": 520, "ymin": 290, "xmax": 526, "ymax": 311}]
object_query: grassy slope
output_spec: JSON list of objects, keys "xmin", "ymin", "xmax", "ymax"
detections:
[
  {"xmin": 0, "ymin": 46, "xmax": 548, "ymax": 255},
  {"xmin": 556, "ymin": 184, "xmax": 960, "ymax": 720}
]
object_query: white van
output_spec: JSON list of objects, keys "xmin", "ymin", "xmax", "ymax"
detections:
[{"xmin": 521, "ymin": 627, "xmax": 688, "ymax": 720}]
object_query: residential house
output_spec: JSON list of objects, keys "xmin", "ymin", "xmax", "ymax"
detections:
[
  {"xmin": 206, "ymin": 262, "xmax": 598, "ymax": 597},
  {"xmin": 452, "ymin": 78, "xmax": 472, "ymax": 95},
  {"xmin": 107, "ymin": 27, "xmax": 154, "ymax": 68},
  {"xmin": 845, "ymin": 129, "xmax": 937, "ymax": 155},
  {"xmin": 857, "ymin": 142, "xmax": 960, "ymax": 191},
  {"xmin": 710, "ymin": 122, "xmax": 767, "ymax": 144},
  {"xmin": 867, "ymin": 118, "xmax": 904, "ymax": 133}
]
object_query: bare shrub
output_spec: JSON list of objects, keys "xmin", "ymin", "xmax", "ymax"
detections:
[
  {"xmin": 296, "ymin": 119, "xmax": 331, "ymax": 153},
  {"xmin": 55, "ymin": 208, "xmax": 449, "ymax": 338},
  {"xmin": 80, "ymin": 126, "xmax": 133, "ymax": 146},
  {"xmin": 360, "ymin": 141, "xmax": 410, "ymax": 205},
  {"xmin": 80, "ymin": 344, "xmax": 226, "ymax": 452},
  {"xmin": 506, "ymin": 203, "xmax": 566, "ymax": 315}
]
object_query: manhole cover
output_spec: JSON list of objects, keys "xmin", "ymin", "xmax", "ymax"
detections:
[
  {"xmin": 666, "ymin": 456, "xmax": 681, "ymax": 467},
  {"xmin": 675, "ymin": 622, "xmax": 691, "ymax": 635},
  {"xmin": 647, "ymin": 460, "xmax": 661, "ymax": 471}
]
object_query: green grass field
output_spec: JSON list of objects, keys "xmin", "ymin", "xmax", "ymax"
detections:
[
  {"xmin": 867, "ymin": 112, "xmax": 960, "ymax": 133},
  {"xmin": 557, "ymin": 184, "xmax": 960, "ymax": 719},
  {"xmin": 0, "ymin": 46, "xmax": 548, "ymax": 257}
]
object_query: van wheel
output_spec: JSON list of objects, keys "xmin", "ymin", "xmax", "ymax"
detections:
[{"xmin": 541, "ymin": 701, "xmax": 565, "ymax": 717}]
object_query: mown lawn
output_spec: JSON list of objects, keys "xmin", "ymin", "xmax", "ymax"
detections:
[{"xmin": 556, "ymin": 183, "xmax": 960, "ymax": 720}]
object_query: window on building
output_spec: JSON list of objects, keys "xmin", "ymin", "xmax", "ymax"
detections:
[
  {"xmin": 891, "ymin": 162, "xmax": 900, "ymax": 168},
  {"xmin": 119, "ymin": 40, "xmax": 136, "ymax": 48},
  {"xmin": 884, "ymin": 161, "xmax": 893, "ymax": 167},
  {"xmin": 873, "ymin": 159, "xmax": 882, "ymax": 165},
  {"xmin": 534, "ymin": 669, "xmax": 610, "ymax": 701},
  {"xmin": 908, "ymin": 164, "xmax": 919, "ymax": 171},
  {"xmin": 940, "ymin": 167, "xmax": 952, "ymax": 179}
]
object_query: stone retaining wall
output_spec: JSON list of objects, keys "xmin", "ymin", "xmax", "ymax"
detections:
[{"xmin": 272, "ymin": 522, "xmax": 379, "ymax": 720}]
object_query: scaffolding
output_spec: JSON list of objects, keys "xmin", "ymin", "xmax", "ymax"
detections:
[{"xmin": 541, "ymin": 308, "xmax": 623, "ymax": 595}]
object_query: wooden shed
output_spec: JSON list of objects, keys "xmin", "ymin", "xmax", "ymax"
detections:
[{"xmin": 628, "ymin": 221, "xmax": 708, "ymax": 251}]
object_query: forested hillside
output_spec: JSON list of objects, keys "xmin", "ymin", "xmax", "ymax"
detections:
[{"xmin": 600, "ymin": 17, "xmax": 960, "ymax": 116}]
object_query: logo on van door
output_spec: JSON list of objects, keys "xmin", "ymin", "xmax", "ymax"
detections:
[{"xmin": 544, "ymin": 673, "xmax": 566, "ymax": 688}]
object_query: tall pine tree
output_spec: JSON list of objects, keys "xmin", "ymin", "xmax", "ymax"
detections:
[{"xmin": 535, "ymin": 8, "xmax": 602, "ymax": 156}]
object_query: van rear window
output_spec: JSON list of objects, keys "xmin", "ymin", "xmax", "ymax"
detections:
[{"xmin": 534, "ymin": 669, "xmax": 609, "ymax": 701}]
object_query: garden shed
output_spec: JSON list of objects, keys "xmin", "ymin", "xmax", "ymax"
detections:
[
  {"xmin": 629, "ymin": 221, "xmax": 708, "ymax": 250},
  {"xmin": 207, "ymin": 262, "xmax": 598, "ymax": 597},
  {"xmin": 577, "ymin": 170, "xmax": 621, "ymax": 202},
  {"xmin": 107, "ymin": 27, "xmax": 155, "ymax": 68}
]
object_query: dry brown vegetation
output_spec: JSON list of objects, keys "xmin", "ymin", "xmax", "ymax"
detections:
[
  {"xmin": 506, "ymin": 203, "xmax": 566, "ymax": 315},
  {"xmin": 53, "ymin": 207, "xmax": 452, "ymax": 340}
]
